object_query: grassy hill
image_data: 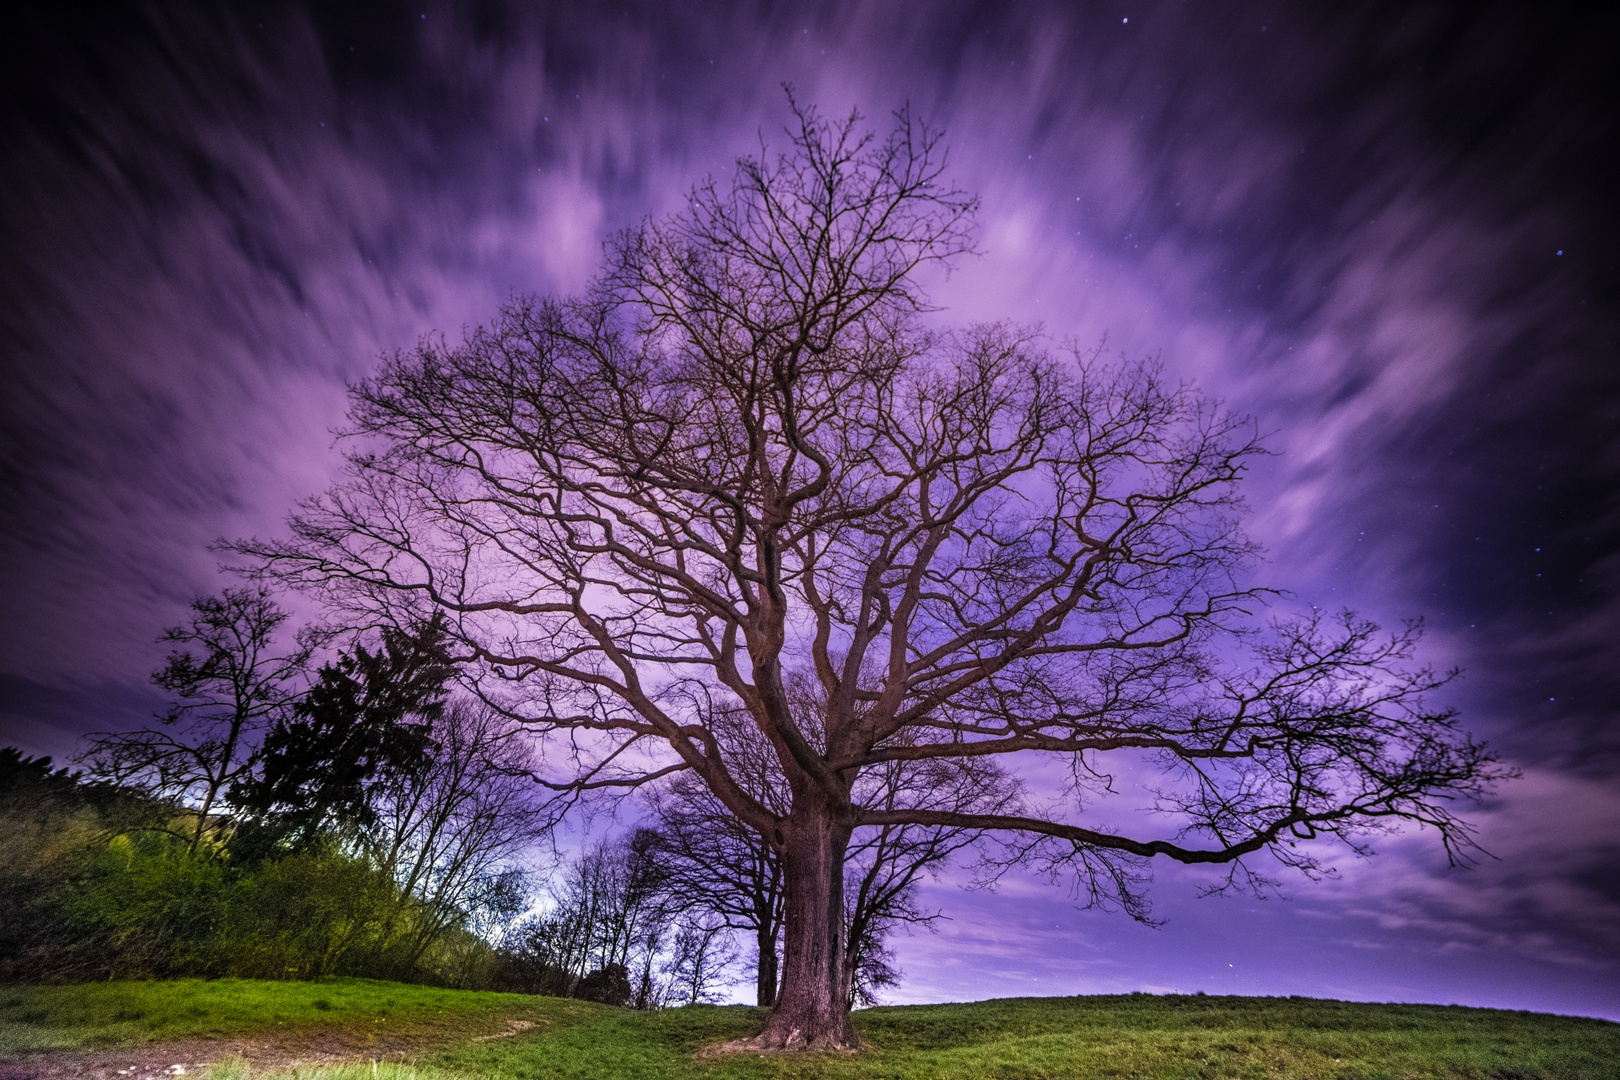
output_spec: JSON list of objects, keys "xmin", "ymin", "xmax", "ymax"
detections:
[{"xmin": 2, "ymin": 979, "xmax": 1616, "ymax": 1079}]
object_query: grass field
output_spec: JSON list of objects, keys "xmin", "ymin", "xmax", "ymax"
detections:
[
  {"xmin": 2, "ymin": 979, "xmax": 1616, "ymax": 1079},
  {"xmin": 0, "ymin": 978, "xmax": 594, "ymax": 1054}
]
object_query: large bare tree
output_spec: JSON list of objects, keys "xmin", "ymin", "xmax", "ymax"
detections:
[{"xmin": 238, "ymin": 101, "xmax": 1501, "ymax": 1049}]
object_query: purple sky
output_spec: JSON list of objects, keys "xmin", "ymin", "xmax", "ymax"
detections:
[{"xmin": 3, "ymin": 2, "xmax": 1617, "ymax": 1019}]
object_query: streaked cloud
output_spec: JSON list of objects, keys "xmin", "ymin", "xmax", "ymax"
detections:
[{"xmin": 1, "ymin": 0, "xmax": 1612, "ymax": 1018}]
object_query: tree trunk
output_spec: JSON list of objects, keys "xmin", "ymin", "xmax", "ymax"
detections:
[
  {"xmin": 756, "ymin": 926, "xmax": 779, "ymax": 1008},
  {"xmin": 746, "ymin": 800, "xmax": 859, "ymax": 1050}
]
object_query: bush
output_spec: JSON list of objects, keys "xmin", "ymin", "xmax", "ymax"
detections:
[
  {"xmin": 1, "ymin": 793, "xmax": 432, "ymax": 982},
  {"xmin": 575, "ymin": 963, "xmax": 632, "ymax": 1006},
  {"xmin": 0, "ymin": 749, "xmax": 181, "ymax": 980},
  {"xmin": 0, "ymin": 743, "xmax": 536, "ymax": 989},
  {"xmin": 59, "ymin": 831, "xmax": 231, "ymax": 977},
  {"xmin": 215, "ymin": 845, "xmax": 417, "ymax": 979}
]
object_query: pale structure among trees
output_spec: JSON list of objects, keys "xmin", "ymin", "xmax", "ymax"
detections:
[{"xmin": 239, "ymin": 100, "xmax": 1502, "ymax": 1050}]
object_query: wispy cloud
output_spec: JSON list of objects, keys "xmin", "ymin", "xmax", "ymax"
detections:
[{"xmin": 1, "ymin": 0, "xmax": 1612, "ymax": 1017}]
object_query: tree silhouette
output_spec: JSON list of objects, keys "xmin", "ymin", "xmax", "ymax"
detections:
[
  {"xmin": 82, "ymin": 588, "xmax": 311, "ymax": 852},
  {"xmin": 238, "ymin": 99, "xmax": 1503, "ymax": 1049},
  {"xmin": 235, "ymin": 617, "xmax": 453, "ymax": 849}
]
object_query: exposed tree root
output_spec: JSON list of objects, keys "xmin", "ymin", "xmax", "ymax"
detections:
[{"xmin": 701, "ymin": 1030, "xmax": 862, "ymax": 1056}]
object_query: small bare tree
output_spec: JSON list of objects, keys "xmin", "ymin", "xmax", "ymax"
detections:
[
  {"xmin": 366, "ymin": 700, "xmax": 553, "ymax": 963},
  {"xmin": 842, "ymin": 753, "xmax": 1017, "ymax": 1006},
  {"xmin": 663, "ymin": 915, "xmax": 738, "ymax": 1006},
  {"xmin": 644, "ymin": 700, "xmax": 1016, "ymax": 1008},
  {"xmin": 514, "ymin": 831, "xmax": 669, "ymax": 1004},
  {"xmin": 644, "ymin": 758, "xmax": 787, "ymax": 1007},
  {"xmin": 81, "ymin": 588, "xmax": 312, "ymax": 851},
  {"xmin": 238, "ymin": 100, "xmax": 1503, "ymax": 1049}
]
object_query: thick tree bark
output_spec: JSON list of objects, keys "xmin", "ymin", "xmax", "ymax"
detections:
[{"xmin": 747, "ymin": 800, "xmax": 858, "ymax": 1050}]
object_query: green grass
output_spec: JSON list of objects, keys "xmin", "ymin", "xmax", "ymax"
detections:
[
  {"xmin": 3, "ymin": 981, "xmax": 1616, "ymax": 1079},
  {"xmin": 432, "ymin": 995, "xmax": 1620, "ymax": 1080},
  {"xmin": 0, "ymin": 977, "xmax": 597, "ymax": 1054},
  {"xmin": 205, "ymin": 1065, "xmax": 470, "ymax": 1080}
]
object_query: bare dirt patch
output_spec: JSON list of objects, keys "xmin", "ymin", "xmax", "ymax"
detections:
[{"xmin": 470, "ymin": 1019, "xmax": 535, "ymax": 1042}]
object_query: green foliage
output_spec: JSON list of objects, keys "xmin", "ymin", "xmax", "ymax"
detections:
[
  {"xmin": 62, "ymin": 834, "xmax": 488, "ymax": 982},
  {"xmin": 10, "ymin": 605, "xmax": 540, "ymax": 993},
  {"xmin": 60, "ymin": 831, "xmax": 232, "ymax": 976},
  {"xmin": 0, "ymin": 748, "xmax": 177, "ymax": 980},
  {"xmin": 0, "ymin": 756, "xmax": 482, "ymax": 985},
  {"xmin": 215, "ymin": 846, "xmax": 417, "ymax": 979},
  {"xmin": 2, "ymin": 622, "xmax": 537, "ymax": 984}
]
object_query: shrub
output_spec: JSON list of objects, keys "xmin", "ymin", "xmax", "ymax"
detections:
[
  {"xmin": 59, "ymin": 831, "xmax": 231, "ymax": 977},
  {"xmin": 575, "ymin": 963, "xmax": 632, "ymax": 1006},
  {"xmin": 216, "ymin": 845, "xmax": 417, "ymax": 979}
]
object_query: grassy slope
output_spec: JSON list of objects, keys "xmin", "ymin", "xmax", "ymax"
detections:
[
  {"xmin": 440, "ymin": 995, "xmax": 1620, "ymax": 1080},
  {"xmin": 3, "ymin": 981, "xmax": 1617, "ymax": 1079},
  {"xmin": 0, "ymin": 977, "xmax": 601, "ymax": 1054}
]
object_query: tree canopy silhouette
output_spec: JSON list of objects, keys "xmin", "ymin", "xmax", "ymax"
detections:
[
  {"xmin": 238, "ymin": 99, "xmax": 1501, "ymax": 1050},
  {"xmin": 234, "ymin": 617, "xmax": 454, "ymax": 849},
  {"xmin": 82, "ymin": 588, "xmax": 312, "ymax": 853}
]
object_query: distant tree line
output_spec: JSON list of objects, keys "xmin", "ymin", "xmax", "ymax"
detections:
[
  {"xmin": 2, "ymin": 588, "xmax": 975, "ymax": 1005},
  {"xmin": 0, "ymin": 590, "xmax": 548, "ymax": 986}
]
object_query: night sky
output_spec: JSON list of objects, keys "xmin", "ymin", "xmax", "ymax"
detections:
[{"xmin": 3, "ymin": 2, "xmax": 1617, "ymax": 1019}]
